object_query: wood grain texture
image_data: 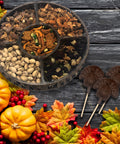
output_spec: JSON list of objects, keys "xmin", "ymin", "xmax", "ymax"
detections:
[
  {"xmin": 74, "ymin": 9, "xmax": 120, "ymax": 44},
  {"xmin": 4, "ymin": 0, "xmax": 119, "ymax": 9}
]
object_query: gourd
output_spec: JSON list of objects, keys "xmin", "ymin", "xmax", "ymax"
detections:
[
  {"xmin": 0, "ymin": 105, "xmax": 36, "ymax": 142},
  {"xmin": 0, "ymin": 78, "xmax": 11, "ymax": 112}
]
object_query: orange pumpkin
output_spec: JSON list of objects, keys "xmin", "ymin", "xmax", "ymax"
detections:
[
  {"xmin": 0, "ymin": 105, "xmax": 36, "ymax": 142},
  {"xmin": 0, "ymin": 78, "xmax": 11, "ymax": 112}
]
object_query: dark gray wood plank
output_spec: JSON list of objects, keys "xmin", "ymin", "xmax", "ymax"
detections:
[
  {"xmin": 4, "ymin": 0, "xmax": 119, "ymax": 9},
  {"xmin": 74, "ymin": 9, "xmax": 120, "ymax": 44},
  {"xmin": 31, "ymin": 44, "xmax": 120, "ymax": 113}
]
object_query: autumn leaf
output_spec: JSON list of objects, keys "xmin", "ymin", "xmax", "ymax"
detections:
[
  {"xmin": 98, "ymin": 128, "xmax": 120, "ymax": 144},
  {"xmin": 23, "ymin": 95, "xmax": 38, "ymax": 111},
  {"xmin": 50, "ymin": 123, "xmax": 82, "ymax": 144},
  {"xmin": 47, "ymin": 100, "xmax": 78, "ymax": 129},
  {"xmin": 0, "ymin": 6, "xmax": 7, "ymax": 19},
  {"xmin": 80, "ymin": 125, "xmax": 101, "ymax": 144},
  {"xmin": 100, "ymin": 107, "xmax": 120, "ymax": 132},
  {"xmin": 34, "ymin": 108, "xmax": 53, "ymax": 133}
]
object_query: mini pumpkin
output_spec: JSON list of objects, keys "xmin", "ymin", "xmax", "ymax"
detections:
[
  {"xmin": 0, "ymin": 78, "xmax": 11, "ymax": 112},
  {"xmin": 0, "ymin": 105, "xmax": 36, "ymax": 142}
]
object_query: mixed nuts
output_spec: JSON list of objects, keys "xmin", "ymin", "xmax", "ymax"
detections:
[{"xmin": 0, "ymin": 45, "xmax": 41, "ymax": 83}]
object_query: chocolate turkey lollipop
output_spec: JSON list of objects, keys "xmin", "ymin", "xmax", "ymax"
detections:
[
  {"xmin": 79, "ymin": 65, "xmax": 104, "ymax": 117},
  {"xmin": 86, "ymin": 78, "xmax": 119, "ymax": 126},
  {"xmin": 106, "ymin": 66, "xmax": 120, "ymax": 87}
]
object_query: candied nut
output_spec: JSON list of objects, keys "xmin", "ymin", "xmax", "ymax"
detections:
[
  {"xmin": 32, "ymin": 70, "xmax": 38, "ymax": 77},
  {"xmin": 71, "ymin": 59, "xmax": 77, "ymax": 66},
  {"xmin": 24, "ymin": 57, "xmax": 29, "ymax": 63},
  {"xmin": 51, "ymin": 57, "xmax": 55, "ymax": 63},
  {"xmin": 30, "ymin": 59, "xmax": 36, "ymax": 64},
  {"xmin": 9, "ymin": 67, "xmax": 16, "ymax": 73},
  {"xmin": 71, "ymin": 40, "xmax": 76, "ymax": 45},
  {"xmin": 8, "ymin": 47, "xmax": 13, "ymax": 51},
  {"xmin": 12, "ymin": 57, "xmax": 17, "ymax": 62},
  {"xmin": 36, "ymin": 61, "xmax": 40, "ymax": 67}
]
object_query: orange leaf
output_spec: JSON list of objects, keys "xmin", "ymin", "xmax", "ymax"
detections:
[
  {"xmin": 34, "ymin": 108, "xmax": 53, "ymax": 133},
  {"xmin": 23, "ymin": 95, "xmax": 38, "ymax": 111},
  {"xmin": 47, "ymin": 100, "xmax": 78, "ymax": 130}
]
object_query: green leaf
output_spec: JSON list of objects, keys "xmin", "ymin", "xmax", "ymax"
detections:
[
  {"xmin": 100, "ymin": 107, "xmax": 120, "ymax": 132},
  {"xmin": 50, "ymin": 123, "xmax": 82, "ymax": 144}
]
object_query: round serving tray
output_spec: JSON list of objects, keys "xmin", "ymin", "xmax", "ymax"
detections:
[{"xmin": 0, "ymin": 2, "xmax": 89, "ymax": 90}]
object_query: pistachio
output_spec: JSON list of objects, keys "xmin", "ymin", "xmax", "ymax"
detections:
[
  {"xmin": 9, "ymin": 67, "xmax": 16, "ymax": 73},
  {"xmin": 11, "ymin": 73, "xmax": 16, "ymax": 78},
  {"xmin": 32, "ymin": 70, "xmax": 38, "ymax": 77},
  {"xmin": 1, "ymin": 58, "xmax": 6, "ymax": 62},
  {"xmin": 28, "ymin": 77, "xmax": 33, "ymax": 81},
  {"xmin": 36, "ymin": 61, "xmax": 40, "ymax": 67},
  {"xmin": 12, "ymin": 57, "xmax": 17, "ymax": 62},
  {"xmin": 1, "ymin": 62, "xmax": 5, "ymax": 67},
  {"xmin": 24, "ymin": 57, "xmax": 29, "ymax": 63},
  {"xmin": 6, "ymin": 57, "xmax": 11, "ymax": 61},
  {"xmin": 8, "ymin": 47, "xmax": 13, "ymax": 51},
  {"xmin": 38, "ymin": 72, "xmax": 41, "ymax": 78},
  {"xmin": 21, "ymin": 76, "xmax": 28, "ymax": 81},
  {"xmin": 24, "ymin": 64, "xmax": 28, "ymax": 70},
  {"xmin": 13, "ymin": 45, "xmax": 19, "ymax": 50},
  {"xmin": 16, "ymin": 50, "xmax": 21, "ymax": 55},
  {"xmin": 3, "ymin": 53, "xmax": 8, "ymax": 57},
  {"xmin": 16, "ymin": 71, "xmax": 22, "ymax": 75},
  {"xmin": 3, "ymin": 48, "xmax": 8, "ymax": 53},
  {"xmin": 27, "ymin": 68, "xmax": 34, "ymax": 73},
  {"xmin": 36, "ymin": 79, "xmax": 40, "ymax": 83},
  {"xmin": 30, "ymin": 59, "xmax": 36, "ymax": 64}
]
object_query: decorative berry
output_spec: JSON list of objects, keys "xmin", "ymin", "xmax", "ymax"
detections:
[
  {"xmin": 46, "ymin": 135, "xmax": 50, "ymax": 140},
  {"xmin": 0, "ymin": 134, "xmax": 3, "ymax": 140},
  {"xmin": 43, "ymin": 103, "xmax": 47, "ymax": 108},
  {"xmin": 17, "ymin": 101, "xmax": 22, "ymax": 105},
  {"xmin": 41, "ymin": 137, "xmax": 46, "ymax": 142},
  {"xmin": 0, "ymin": 1, "xmax": 3, "ymax": 5},
  {"xmin": 40, "ymin": 132, "xmax": 45, "ymax": 136},
  {"xmin": 37, "ymin": 133, "xmax": 41, "ymax": 138},
  {"xmin": 14, "ymin": 96, "xmax": 19, "ymax": 102},
  {"xmin": 32, "ymin": 135, "xmax": 37, "ymax": 140},
  {"xmin": 22, "ymin": 99, "xmax": 26, "ymax": 104},
  {"xmin": 19, "ymin": 94, "xmax": 24, "ymax": 99},
  {"xmin": 20, "ymin": 91, "xmax": 24, "ymax": 95},
  {"xmin": 10, "ymin": 97, "xmax": 14, "ymax": 102},
  {"xmin": 34, "ymin": 131, "xmax": 37, "ymax": 135},
  {"xmin": 11, "ymin": 102, "xmax": 15, "ymax": 107},
  {"xmin": 0, "ymin": 141, "xmax": 4, "ymax": 144},
  {"xmin": 16, "ymin": 90, "xmax": 21, "ymax": 95},
  {"xmin": 36, "ymin": 138, "xmax": 40, "ymax": 143},
  {"xmin": 73, "ymin": 121, "xmax": 78, "ymax": 126}
]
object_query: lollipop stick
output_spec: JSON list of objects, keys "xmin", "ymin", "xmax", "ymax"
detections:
[
  {"xmin": 81, "ymin": 87, "xmax": 90, "ymax": 118},
  {"xmin": 98, "ymin": 102, "xmax": 106, "ymax": 114},
  {"xmin": 86, "ymin": 103, "xmax": 99, "ymax": 126}
]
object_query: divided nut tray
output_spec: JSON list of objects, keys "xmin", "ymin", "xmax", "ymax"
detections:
[{"xmin": 0, "ymin": 2, "xmax": 89, "ymax": 90}]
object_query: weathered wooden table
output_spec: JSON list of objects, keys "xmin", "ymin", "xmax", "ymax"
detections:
[{"xmin": 4, "ymin": 0, "xmax": 120, "ymax": 129}]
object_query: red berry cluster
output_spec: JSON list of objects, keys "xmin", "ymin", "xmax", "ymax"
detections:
[
  {"xmin": 9, "ymin": 90, "xmax": 26, "ymax": 107},
  {"xmin": 0, "ymin": 1, "xmax": 3, "ymax": 5},
  {"xmin": 28, "ymin": 131, "xmax": 50, "ymax": 144},
  {"xmin": 0, "ymin": 134, "xmax": 6, "ymax": 144}
]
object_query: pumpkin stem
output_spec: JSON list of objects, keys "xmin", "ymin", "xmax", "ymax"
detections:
[{"xmin": 11, "ymin": 123, "xmax": 20, "ymax": 129}]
